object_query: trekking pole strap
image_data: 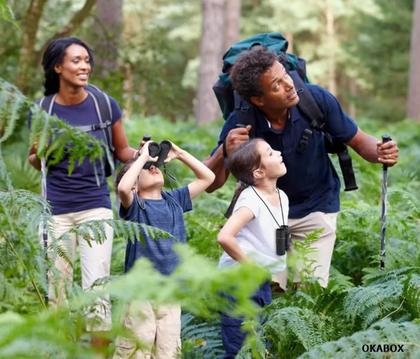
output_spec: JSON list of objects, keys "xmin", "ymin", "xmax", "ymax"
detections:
[{"xmin": 337, "ymin": 149, "xmax": 358, "ymax": 191}]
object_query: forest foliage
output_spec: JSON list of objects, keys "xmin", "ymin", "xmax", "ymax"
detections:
[
  {"xmin": 1, "ymin": 79, "xmax": 419, "ymax": 357},
  {"xmin": 0, "ymin": 0, "xmax": 419, "ymax": 358},
  {"xmin": 0, "ymin": 0, "xmax": 415, "ymax": 121}
]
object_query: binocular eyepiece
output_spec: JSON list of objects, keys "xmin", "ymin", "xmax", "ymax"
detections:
[{"xmin": 141, "ymin": 136, "xmax": 172, "ymax": 169}]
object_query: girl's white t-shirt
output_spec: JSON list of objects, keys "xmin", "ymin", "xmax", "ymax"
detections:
[{"xmin": 218, "ymin": 186, "xmax": 288, "ymax": 273}]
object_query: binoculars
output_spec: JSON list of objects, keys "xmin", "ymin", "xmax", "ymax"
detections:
[
  {"xmin": 276, "ymin": 225, "xmax": 291, "ymax": 256},
  {"xmin": 141, "ymin": 136, "xmax": 172, "ymax": 169}
]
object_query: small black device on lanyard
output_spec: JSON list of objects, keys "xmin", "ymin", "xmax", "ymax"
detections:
[
  {"xmin": 251, "ymin": 186, "xmax": 290, "ymax": 256},
  {"xmin": 276, "ymin": 225, "xmax": 290, "ymax": 256}
]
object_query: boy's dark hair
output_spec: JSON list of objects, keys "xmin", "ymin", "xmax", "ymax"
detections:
[
  {"xmin": 230, "ymin": 47, "xmax": 277, "ymax": 103},
  {"xmin": 42, "ymin": 37, "xmax": 95, "ymax": 96},
  {"xmin": 115, "ymin": 159, "xmax": 136, "ymax": 187},
  {"xmin": 225, "ymin": 139, "xmax": 263, "ymax": 217}
]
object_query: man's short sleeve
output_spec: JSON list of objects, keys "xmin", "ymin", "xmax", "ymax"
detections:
[
  {"xmin": 109, "ymin": 96, "xmax": 122, "ymax": 125},
  {"xmin": 167, "ymin": 186, "xmax": 192, "ymax": 213},
  {"xmin": 119, "ymin": 194, "xmax": 139, "ymax": 220},
  {"xmin": 309, "ymin": 85, "xmax": 358, "ymax": 143}
]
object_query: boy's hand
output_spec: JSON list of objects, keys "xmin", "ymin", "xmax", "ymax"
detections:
[
  {"xmin": 165, "ymin": 142, "xmax": 183, "ymax": 163},
  {"xmin": 139, "ymin": 141, "xmax": 158, "ymax": 162}
]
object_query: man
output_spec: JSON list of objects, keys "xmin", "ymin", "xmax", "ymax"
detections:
[{"xmin": 204, "ymin": 47, "xmax": 399, "ymax": 289}]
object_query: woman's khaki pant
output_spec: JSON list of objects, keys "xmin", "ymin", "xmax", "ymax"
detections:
[{"xmin": 47, "ymin": 207, "xmax": 113, "ymax": 331}]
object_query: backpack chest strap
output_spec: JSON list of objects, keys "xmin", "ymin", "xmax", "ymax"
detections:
[{"xmin": 75, "ymin": 120, "xmax": 112, "ymax": 133}]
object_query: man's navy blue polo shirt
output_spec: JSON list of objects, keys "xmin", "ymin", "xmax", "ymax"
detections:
[{"xmin": 213, "ymin": 84, "xmax": 358, "ymax": 219}]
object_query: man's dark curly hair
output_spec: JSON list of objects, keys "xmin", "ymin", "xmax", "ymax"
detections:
[{"xmin": 230, "ymin": 46, "xmax": 277, "ymax": 102}]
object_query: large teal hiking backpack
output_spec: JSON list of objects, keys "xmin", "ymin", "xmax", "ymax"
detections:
[{"xmin": 212, "ymin": 32, "xmax": 358, "ymax": 191}]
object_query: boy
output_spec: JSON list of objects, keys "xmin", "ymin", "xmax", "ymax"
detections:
[{"xmin": 113, "ymin": 141, "xmax": 215, "ymax": 358}]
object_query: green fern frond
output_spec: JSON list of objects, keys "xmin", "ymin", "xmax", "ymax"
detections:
[
  {"xmin": 181, "ymin": 312, "xmax": 224, "ymax": 358},
  {"xmin": 0, "ymin": 309, "xmax": 92, "ymax": 358},
  {"xmin": 263, "ymin": 306, "xmax": 337, "ymax": 354},
  {"xmin": 29, "ymin": 104, "xmax": 104, "ymax": 175},
  {"xmin": 0, "ymin": 78, "xmax": 106, "ymax": 176},
  {"xmin": 299, "ymin": 320, "xmax": 420, "ymax": 359},
  {"xmin": 66, "ymin": 218, "xmax": 173, "ymax": 247},
  {"xmin": 344, "ymin": 279, "xmax": 405, "ymax": 329},
  {"xmin": 0, "ymin": 78, "xmax": 29, "ymax": 144},
  {"xmin": 362, "ymin": 266, "xmax": 419, "ymax": 286},
  {"xmin": 403, "ymin": 273, "xmax": 420, "ymax": 318},
  {"xmin": 46, "ymin": 238, "xmax": 73, "ymax": 268},
  {"xmin": 286, "ymin": 229, "xmax": 322, "ymax": 287},
  {"xmin": 0, "ymin": 147, "xmax": 12, "ymax": 191}
]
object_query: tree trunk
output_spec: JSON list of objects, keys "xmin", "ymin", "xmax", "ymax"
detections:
[
  {"xmin": 285, "ymin": 32, "xmax": 294, "ymax": 53},
  {"xmin": 122, "ymin": 63, "xmax": 134, "ymax": 120},
  {"xmin": 223, "ymin": 0, "xmax": 241, "ymax": 52},
  {"xmin": 195, "ymin": 0, "xmax": 225, "ymax": 125},
  {"xmin": 16, "ymin": 0, "xmax": 96, "ymax": 94},
  {"xmin": 37, "ymin": 0, "xmax": 96, "ymax": 65},
  {"xmin": 348, "ymin": 77, "xmax": 357, "ymax": 119},
  {"xmin": 92, "ymin": 0, "xmax": 123, "ymax": 78},
  {"xmin": 407, "ymin": 0, "xmax": 420, "ymax": 121},
  {"xmin": 325, "ymin": 0, "xmax": 337, "ymax": 95},
  {"xmin": 15, "ymin": 0, "xmax": 48, "ymax": 93}
]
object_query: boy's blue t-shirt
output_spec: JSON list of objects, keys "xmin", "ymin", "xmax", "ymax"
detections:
[{"xmin": 120, "ymin": 186, "xmax": 192, "ymax": 275}]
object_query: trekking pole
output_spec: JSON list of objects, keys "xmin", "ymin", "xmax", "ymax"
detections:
[
  {"xmin": 40, "ymin": 157, "xmax": 49, "ymax": 304},
  {"xmin": 380, "ymin": 135, "xmax": 392, "ymax": 270}
]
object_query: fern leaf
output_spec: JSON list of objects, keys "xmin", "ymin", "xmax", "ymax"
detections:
[{"xmin": 299, "ymin": 320, "xmax": 420, "ymax": 359}]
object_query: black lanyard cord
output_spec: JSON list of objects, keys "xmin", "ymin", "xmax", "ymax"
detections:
[{"xmin": 251, "ymin": 186, "xmax": 286, "ymax": 227}]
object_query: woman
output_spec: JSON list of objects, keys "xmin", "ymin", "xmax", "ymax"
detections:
[{"xmin": 28, "ymin": 37, "xmax": 137, "ymax": 334}]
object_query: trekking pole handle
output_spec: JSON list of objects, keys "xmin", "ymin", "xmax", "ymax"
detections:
[{"xmin": 381, "ymin": 135, "xmax": 392, "ymax": 170}]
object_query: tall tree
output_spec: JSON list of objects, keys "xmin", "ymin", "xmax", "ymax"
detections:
[
  {"xmin": 223, "ymin": 0, "xmax": 241, "ymax": 52},
  {"xmin": 15, "ymin": 0, "xmax": 96, "ymax": 94},
  {"xmin": 325, "ymin": 0, "xmax": 337, "ymax": 95},
  {"xmin": 407, "ymin": 0, "xmax": 420, "ymax": 121},
  {"xmin": 91, "ymin": 0, "xmax": 123, "ymax": 78},
  {"xmin": 16, "ymin": 0, "xmax": 47, "ymax": 93},
  {"xmin": 346, "ymin": 0, "xmax": 413, "ymax": 121},
  {"xmin": 195, "ymin": 0, "xmax": 225, "ymax": 125}
]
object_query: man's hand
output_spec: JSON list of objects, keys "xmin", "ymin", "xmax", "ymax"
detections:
[
  {"xmin": 224, "ymin": 125, "xmax": 252, "ymax": 156},
  {"xmin": 377, "ymin": 139, "xmax": 399, "ymax": 167},
  {"xmin": 347, "ymin": 129, "xmax": 399, "ymax": 166}
]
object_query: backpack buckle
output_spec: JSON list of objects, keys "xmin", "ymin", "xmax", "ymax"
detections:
[{"xmin": 296, "ymin": 128, "xmax": 312, "ymax": 154}]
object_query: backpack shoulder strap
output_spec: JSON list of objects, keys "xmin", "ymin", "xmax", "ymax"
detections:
[
  {"xmin": 38, "ymin": 94, "xmax": 57, "ymax": 115},
  {"xmin": 85, "ymin": 84, "xmax": 114, "ymax": 152},
  {"xmin": 290, "ymin": 74, "xmax": 358, "ymax": 191},
  {"xmin": 289, "ymin": 71, "xmax": 324, "ymax": 130},
  {"xmin": 233, "ymin": 92, "xmax": 258, "ymax": 138}
]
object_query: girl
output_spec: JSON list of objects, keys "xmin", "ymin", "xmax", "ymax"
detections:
[{"xmin": 217, "ymin": 138, "xmax": 288, "ymax": 358}]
